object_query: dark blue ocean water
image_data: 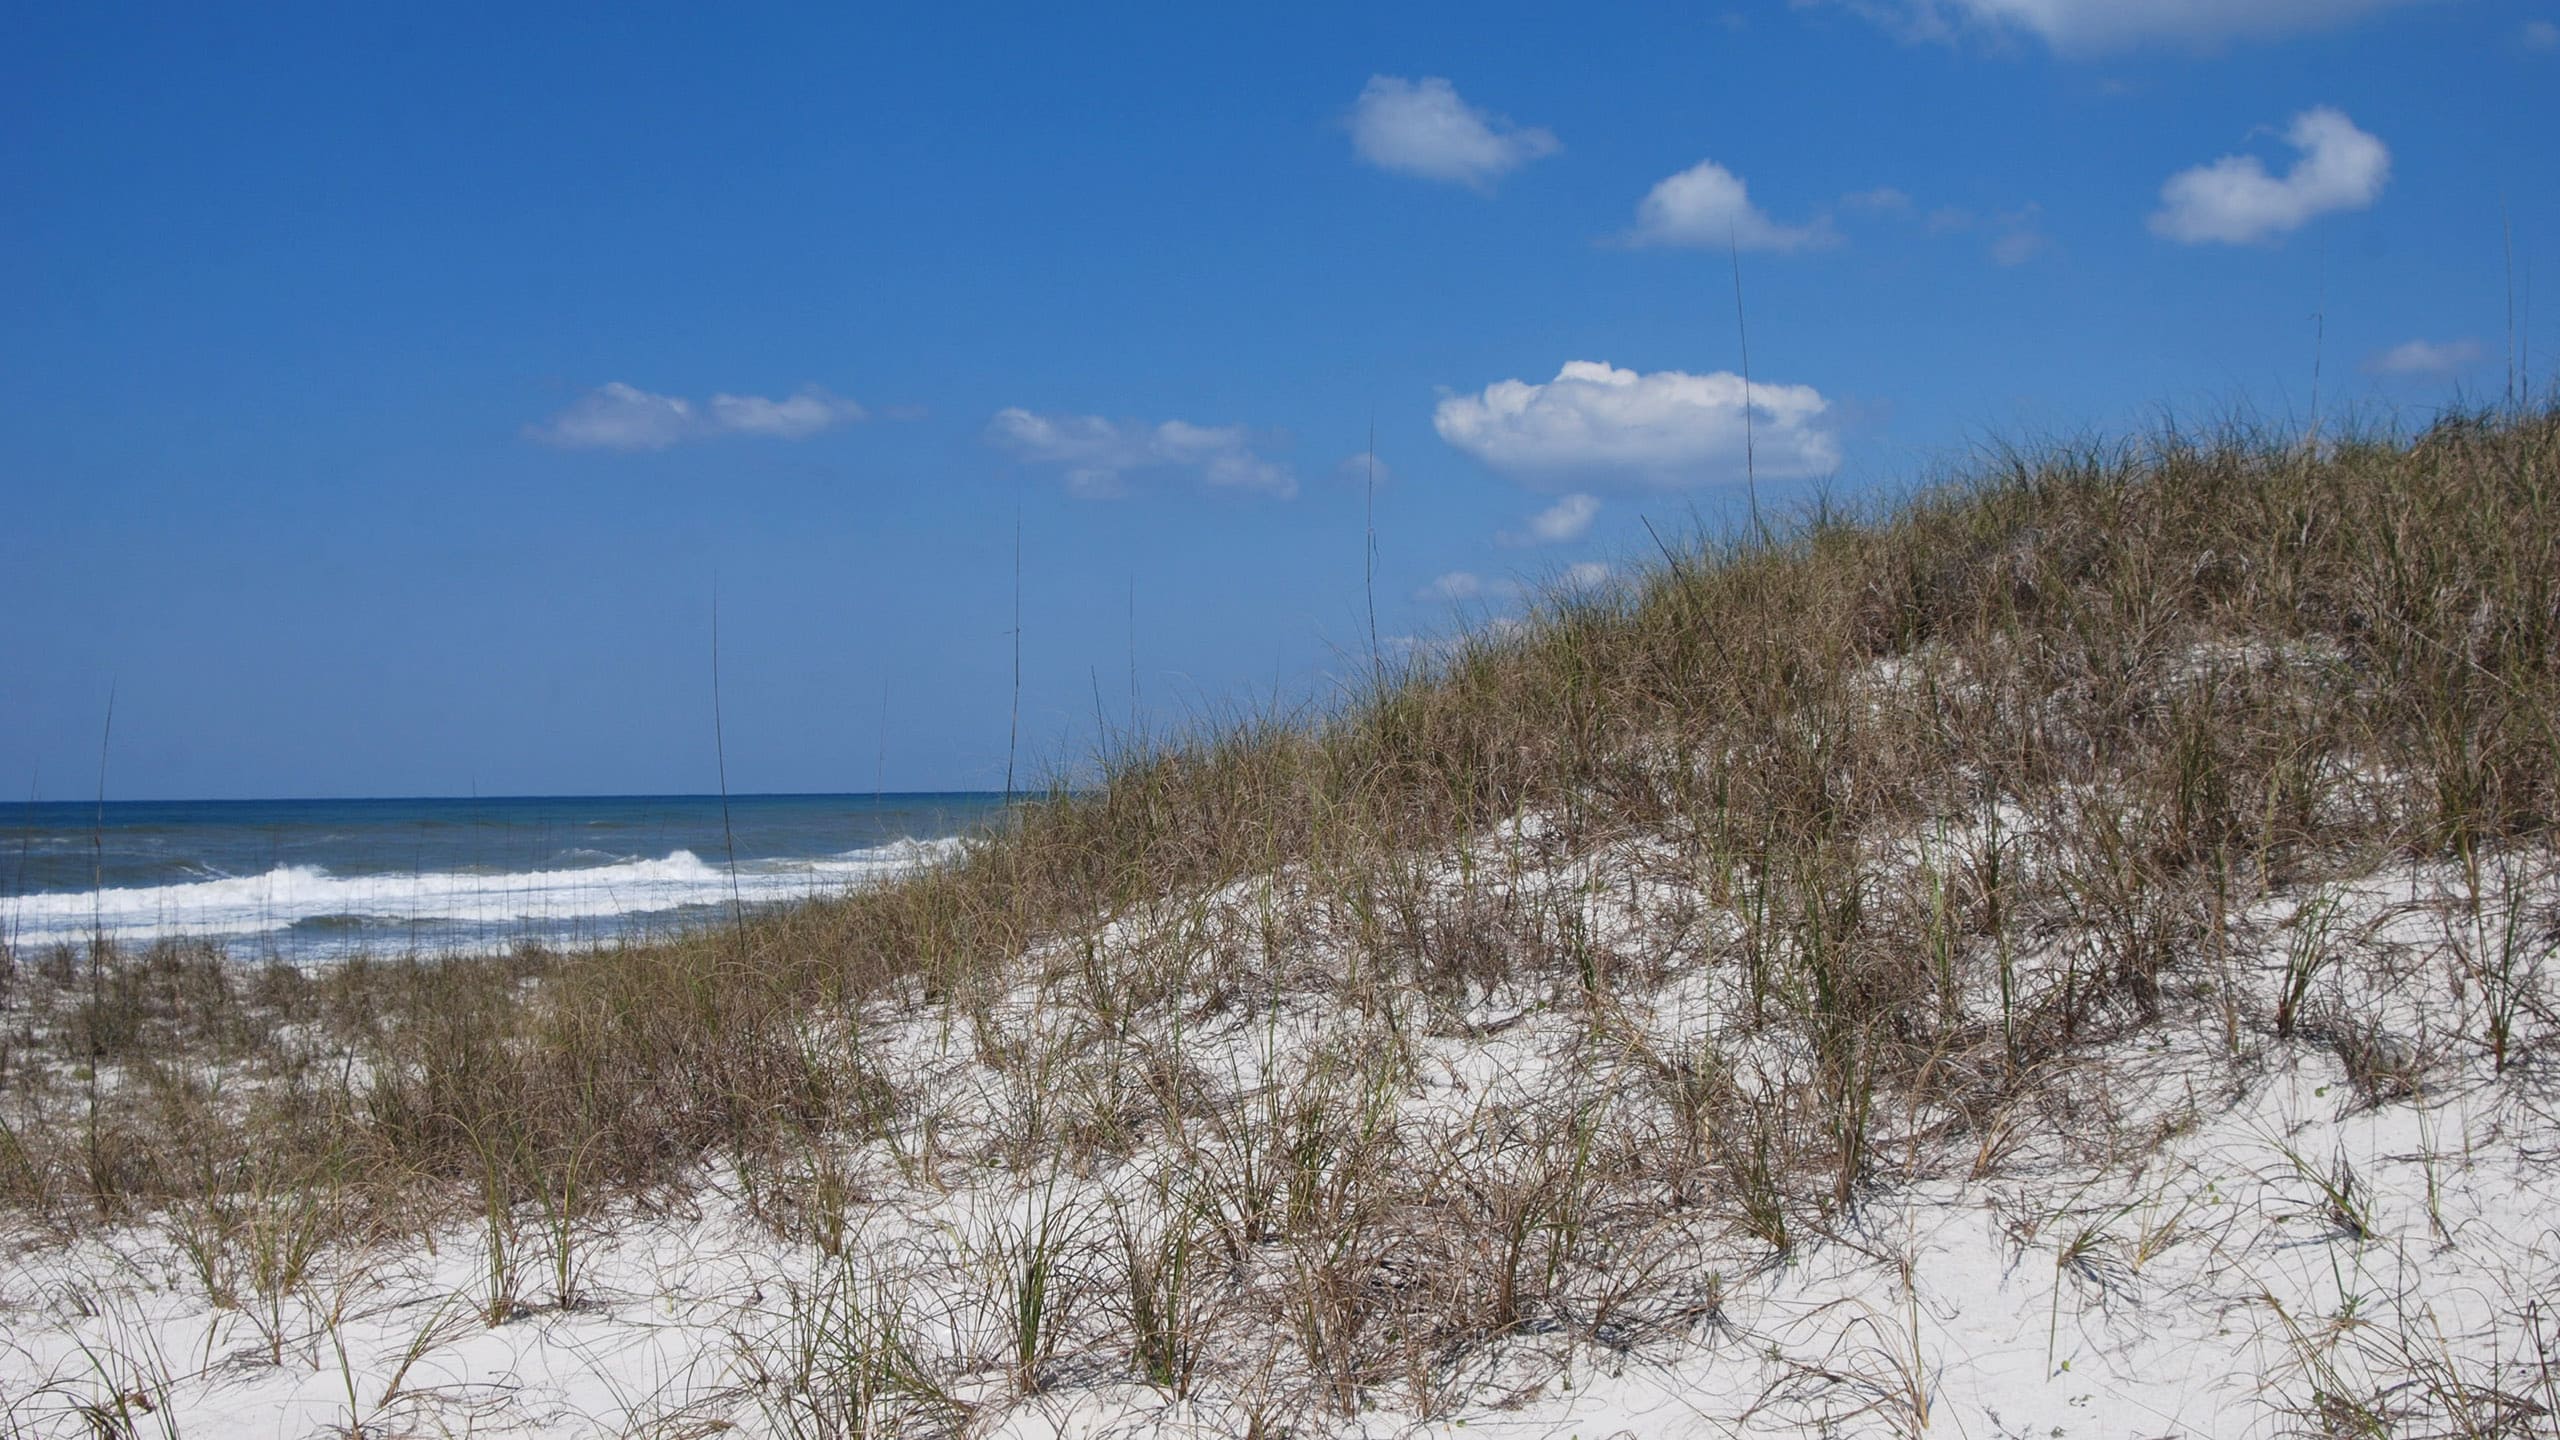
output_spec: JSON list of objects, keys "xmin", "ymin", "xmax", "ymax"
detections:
[{"xmin": 0, "ymin": 793, "xmax": 1007, "ymax": 962}]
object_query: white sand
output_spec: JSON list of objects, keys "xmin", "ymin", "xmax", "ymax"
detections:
[{"xmin": 5, "ymin": 832, "xmax": 2554, "ymax": 1438}]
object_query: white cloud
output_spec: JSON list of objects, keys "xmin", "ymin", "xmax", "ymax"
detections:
[
  {"xmin": 1435, "ymin": 360, "xmax": 1840, "ymax": 492},
  {"xmin": 530, "ymin": 382, "xmax": 864, "ymax": 450},
  {"xmin": 1501, "ymin": 492, "xmax": 1601, "ymax": 546},
  {"xmin": 533, "ymin": 383, "xmax": 694, "ymax": 450},
  {"xmin": 1820, "ymin": 0, "xmax": 2429, "ymax": 55},
  {"xmin": 1989, "ymin": 226, "xmax": 2049, "ymax": 266},
  {"xmin": 2365, "ymin": 338, "xmax": 2485, "ymax": 376},
  {"xmin": 989, "ymin": 409, "xmax": 1295, "ymax": 499},
  {"xmin": 2149, "ymin": 107, "xmax": 2389, "ymax": 246},
  {"xmin": 1419, "ymin": 571, "xmax": 1494, "ymax": 603},
  {"xmin": 1629, "ymin": 160, "xmax": 1837, "ymax": 252},
  {"xmin": 1898, "ymin": 199, "xmax": 2048, "ymax": 264},
  {"xmin": 1347, "ymin": 76, "xmax": 1559, "ymax": 191},
  {"xmin": 2525, "ymin": 19, "xmax": 2560, "ymax": 50},
  {"xmin": 1385, "ymin": 614, "xmax": 1531, "ymax": 659},
  {"xmin": 1419, "ymin": 561, "xmax": 1610, "ymax": 609},
  {"xmin": 1842, "ymin": 186, "xmax": 1915, "ymax": 214},
  {"xmin": 708, "ymin": 389, "xmax": 866, "ymax": 439},
  {"xmin": 1530, "ymin": 492, "xmax": 1602, "ymax": 543},
  {"xmin": 1336, "ymin": 451, "xmax": 1394, "ymax": 486}
]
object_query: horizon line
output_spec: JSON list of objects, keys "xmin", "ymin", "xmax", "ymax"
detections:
[{"xmin": 8, "ymin": 789, "xmax": 1027, "ymax": 809}]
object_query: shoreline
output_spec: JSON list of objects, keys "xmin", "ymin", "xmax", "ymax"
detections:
[{"xmin": 1, "ymin": 830, "xmax": 979, "ymax": 965}]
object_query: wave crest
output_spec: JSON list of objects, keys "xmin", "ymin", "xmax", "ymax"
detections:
[{"xmin": 0, "ymin": 841, "xmax": 960, "ymax": 952}]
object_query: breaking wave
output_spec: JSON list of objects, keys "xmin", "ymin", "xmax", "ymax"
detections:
[{"xmin": 0, "ymin": 841, "xmax": 961, "ymax": 956}]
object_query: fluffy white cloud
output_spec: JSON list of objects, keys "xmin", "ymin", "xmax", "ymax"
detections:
[
  {"xmin": 1419, "ymin": 571, "xmax": 1494, "ymax": 603},
  {"xmin": 2365, "ymin": 338, "xmax": 2485, "ymax": 376},
  {"xmin": 1384, "ymin": 615, "xmax": 1532, "ymax": 661},
  {"xmin": 1416, "ymin": 562, "xmax": 1609, "ymax": 608},
  {"xmin": 1347, "ymin": 76, "xmax": 1559, "ymax": 190},
  {"xmin": 1336, "ymin": 450, "xmax": 1393, "ymax": 485},
  {"xmin": 1501, "ymin": 492, "xmax": 1601, "ymax": 546},
  {"xmin": 707, "ymin": 390, "xmax": 865, "ymax": 439},
  {"xmin": 2149, "ymin": 108, "xmax": 2389, "ymax": 246},
  {"xmin": 989, "ymin": 409, "xmax": 1295, "ymax": 499},
  {"xmin": 533, "ymin": 383, "xmax": 694, "ymax": 450},
  {"xmin": 1435, "ymin": 360, "xmax": 1839, "ymax": 492},
  {"xmin": 1629, "ymin": 160, "xmax": 1836, "ymax": 252},
  {"xmin": 1821, "ymin": 0, "xmax": 2428, "ymax": 54},
  {"xmin": 530, "ymin": 382, "xmax": 865, "ymax": 450}
]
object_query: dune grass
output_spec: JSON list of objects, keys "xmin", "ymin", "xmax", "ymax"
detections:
[{"xmin": 3, "ymin": 404, "xmax": 2556, "ymax": 1428}]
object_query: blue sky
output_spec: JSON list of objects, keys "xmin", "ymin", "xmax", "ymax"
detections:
[{"xmin": 4, "ymin": 0, "xmax": 2554, "ymax": 799}]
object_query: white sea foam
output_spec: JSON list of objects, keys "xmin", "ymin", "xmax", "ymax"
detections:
[{"xmin": 0, "ymin": 840, "xmax": 963, "ymax": 952}]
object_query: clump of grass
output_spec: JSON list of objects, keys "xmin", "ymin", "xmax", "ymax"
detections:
[
  {"xmin": 1109, "ymin": 1179, "xmax": 1213, "ymax": 1396},
  {"xmin": 2277, "ymin": 883, "xmax": 2346, "ymax": 1041},
  {"xmin": 753, "ymin": 1259, "xmax": 967, "ymax": 1440},
  {"xmin": 977, "ymin": 1180, "xmax": 1084, "ymax": 1393}
]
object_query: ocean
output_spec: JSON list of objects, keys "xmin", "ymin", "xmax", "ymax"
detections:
[{"xmin": 0, "ymin": 793, "xmax": 1009, "ymax": 963}]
